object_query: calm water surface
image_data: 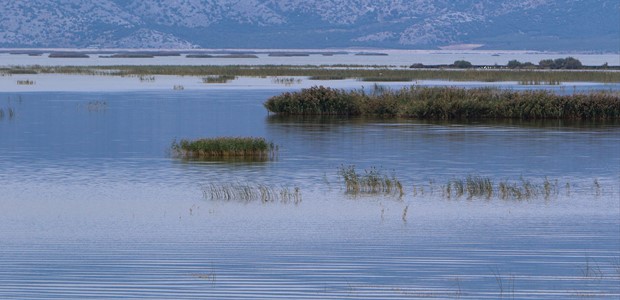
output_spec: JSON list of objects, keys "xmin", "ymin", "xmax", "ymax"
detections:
[{"xmin": 0, "ymin": 89, "xmax": 618, "ymax": 299}]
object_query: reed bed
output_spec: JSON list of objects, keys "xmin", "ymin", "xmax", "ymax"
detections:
[
  {"xmin": 204, "ymin": 183, "xmax": 301, "ymax": 204},
  {"xmin": 264, "ymin": 86, "xmax": 620, "ymax": 120},
  {"xmin": 3, "ymin": 65, "xmax": 619, "ymax": 83},
  {"xmin": 171, "ymin": 137, "xmax": 277, "ymax": 160},
  {"xmin": 338, "ymin": 165, "xmax": 404, "ymax": 198}
]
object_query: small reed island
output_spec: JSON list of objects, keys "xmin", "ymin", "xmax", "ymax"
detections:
[
  {"xmin": 264, "ymin": 86, "xmax": 620, "ymax": 120},
  {"xmin": 171, "ymin": 137, "xmax": 277, "ymax": 160}
]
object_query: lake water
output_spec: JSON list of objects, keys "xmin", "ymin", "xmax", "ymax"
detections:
[{"xmin": 0, "ymin": 86, "xmax": 619, "ymax": 299}]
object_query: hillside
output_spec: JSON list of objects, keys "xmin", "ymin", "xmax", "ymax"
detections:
[{"xmin": 0, "ymin": 0, "xmax": 618, "ymax": 51}]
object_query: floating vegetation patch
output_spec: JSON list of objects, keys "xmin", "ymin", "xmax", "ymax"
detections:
[
  {"xmin": 171, "ymin": 137, "xmax": 278, "ymax": 160},
  {"xmin": 264, "ymin": 86, "xmax": 620, "ymax": 120},
  {"xmin": 204, "ymin": 183, "xmax": 301, "ymax": 204},
  {"xmin": 203, "ymin": 75, "xmax": 236, "ymax": 83},
  {"xmin": 338, "ymin": 165, "xmax": 404, "ymax": 198}
]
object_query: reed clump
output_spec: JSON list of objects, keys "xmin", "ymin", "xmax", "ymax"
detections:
[
  {"xmin": 16, "ymin": 79, "xmax": 35, "ymax": 85},
  {"xmin": 265, "ymin": 86, "xmax": 364, "ymax": 116},
  {"xmin": 203, "ymin": 75, "xmax": 236, "ymax": 83},
  {"xmin": 443, "ymin": 176, "xmax": 559, "ymax": 200},
  {"xmin": 445, "ymin": 176, "xmax": 494, "ymax": 199},
  {"xmin": 264, "ymin": 86, "xmax": 620, "ymax": 120},
  {"xmin": 139, "ymin": 75, "xmax": 155, "ymax": 82},
  {"xmin": 172, "ymin": 137, "xmax": 277, "ymax": 160},
  {"xmin": 85, "ymin": 101, "xmax": 107, "ymax": 112},
  {"xmin": 272, "ymin": 77, "xmax": 301, "ymax": 86},
  {"xmin": 338, "ymin": 165, "xmax": 404, "ymax": 198},
  {"xmin": 204, "ymin": 183, "xmax": 301, "ymax": 204},
  {"xmin": 0, "ymin": 107, "xmax": 15, "ymax": 119}
]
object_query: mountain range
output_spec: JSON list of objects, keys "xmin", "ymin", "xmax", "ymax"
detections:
[{"xmin": 1, "ymin": 0, "xmax": 618, "ymax": 51}]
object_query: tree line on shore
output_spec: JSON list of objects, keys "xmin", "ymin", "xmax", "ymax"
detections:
[{"xmin": 411, "ymin": 57, "xmax": 610, "ymax": 70}]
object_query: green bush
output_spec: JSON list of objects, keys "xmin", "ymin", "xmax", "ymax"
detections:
[{"xmin": 453, "ymin": 60, "xmax": 473, "ymax": 68}]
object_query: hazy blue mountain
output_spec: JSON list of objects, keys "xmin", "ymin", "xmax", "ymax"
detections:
[{"xmin": 1, "ymin": 0, "xmax": 618, "ymax": 51}]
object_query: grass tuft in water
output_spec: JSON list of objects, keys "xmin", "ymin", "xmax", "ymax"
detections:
[
  {"xmin": 204, "ymin": 183, "xmax": 301, "ymax": 204},
  {"xmin": 172, "ymin": 137, "xmax": 277, "ymax": 160},
  {"xmin": 16, "ymin": 79, "xmax": 35, "ymax": 85},
  {"xmin": 203, "ymin": 75, "xmax": 236, "ymax": 83},
  {"xmin": 0, "ymin": 107, "xmax": 15, "ymax": 119},
  {"xmin": 272, "ymin": 77, "xmax": 301, "ymax": 86},
  {"xmin": 338, "ymin": 165, "xmax": 404, "ymax": 198}
]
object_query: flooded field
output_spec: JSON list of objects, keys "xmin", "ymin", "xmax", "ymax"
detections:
[{"xmin": 0, "ymin": 85, "xmax": 618, "ymax": 299}]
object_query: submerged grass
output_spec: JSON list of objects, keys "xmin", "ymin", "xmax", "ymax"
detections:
[
  {"xmin": 264, "ymin": 85, "xmax": 620, "ymax": 120},
  {"xmin": 204, "ymin": 183, "xmax": 301, "ymax": 204},
  {"xmin": 172, "ymin": 137, "xmax": 277, "ymax": 160}
]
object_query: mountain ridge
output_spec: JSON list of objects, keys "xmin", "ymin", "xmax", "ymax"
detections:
[{"xmin": 1, "ymin": 0, "xmax": 618, "ymax": 51}]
